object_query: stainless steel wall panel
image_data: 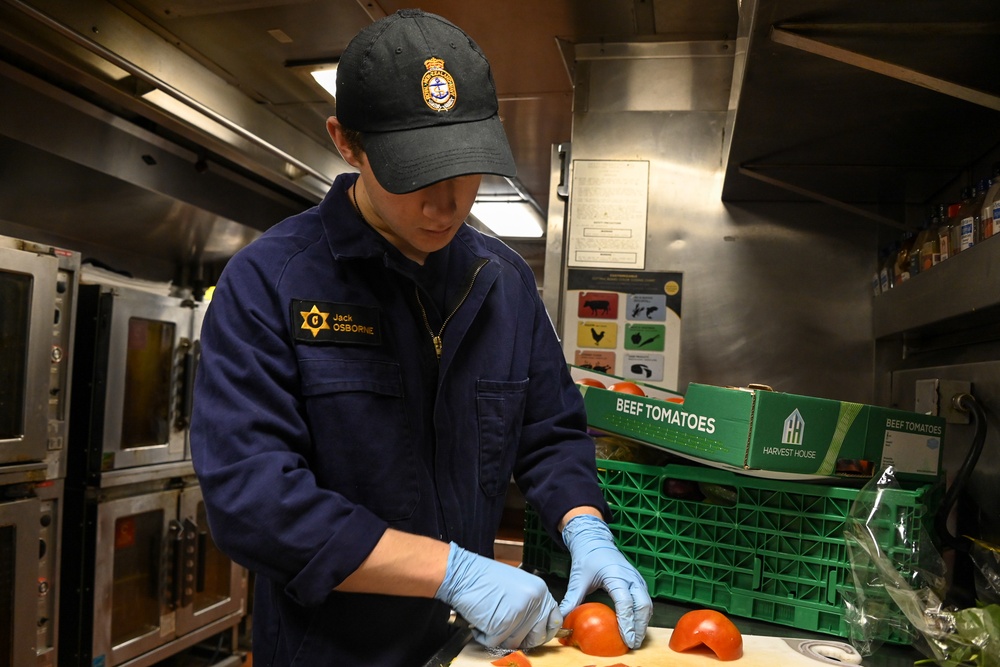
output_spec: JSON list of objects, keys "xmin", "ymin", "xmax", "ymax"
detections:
[
  {"xmin": 553, "ymin": 40, "xmax": 877, "ymax": 402},
  {"xmin": 577, "ymin": 41, "xmax": 734, "ymax": 113}
]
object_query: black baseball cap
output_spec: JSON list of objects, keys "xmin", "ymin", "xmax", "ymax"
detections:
[{"xmin": 335, "ymin": 9, "xmax": 516, "ymax": 194}]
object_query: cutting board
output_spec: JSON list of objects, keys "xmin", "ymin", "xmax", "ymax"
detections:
[{"xmin": 448, "ymin": 627, "xmax": 861, "ymax": 667}]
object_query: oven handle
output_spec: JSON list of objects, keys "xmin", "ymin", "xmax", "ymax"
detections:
[
  {"xmin": 178, "ymin": 339, "xmax": 201, "ymax": 428},
  {"xmin": 196, "ymin": 524, "xmax": 208, "ymax": 593},
  {"xmin": 181, "ymin": 518, "xmax": 198, "ymax": 607},
  {"xmin": 169, "ymin": 519, "xmax": 184, "ymax": 609}
]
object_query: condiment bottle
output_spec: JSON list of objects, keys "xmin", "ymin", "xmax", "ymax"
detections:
[
  {"xmin": 939, "ymin": 202, "xmax": 957, "ymax": 261},
  {"xmin": 982, "ymin": 164, "xmax": 1000, "ymax": 242},
  {"xmin": 919, "ymin": 205, "xmax": 943, "ymax": 270},
  {"xmin": 894, "ymin": 231, "xmax": 916, "ymax": 283},
  {"xmin": 879, "ymin": 242, "xmax": 897, "ymax": 293},
  {"xmin": 957, "ymin": 183, "xmax": 985, "ymax": 252}
]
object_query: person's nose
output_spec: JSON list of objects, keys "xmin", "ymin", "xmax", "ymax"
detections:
[{"xmin": 421, "ymin": 181, "xmax": 459, "ymax": 224}]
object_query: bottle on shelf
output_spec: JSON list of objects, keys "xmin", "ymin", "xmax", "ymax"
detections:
[
  {"xmin": 948, "ymin": 190, "xmax": 972, "ymax": 257},
  {"xmin": 919, "ymin": 205, "xmax": 943, "ymax": 271},
  {"xmin": 872, "ymin": 249, "xmax": 884, "ymax": 297},
  {"xmin": 982, "ymin": 164, "xmax": 1000, "ymax": 242},
  {"xmin": 956, "ymin": 183, "xmax": 985, "ymax": 252},
  {"xmin": 879, "ymin": 241, "xmax": 897, "ymax": 294},
  {"xmin": 939, "ymin": 201, "xmax": 956, "ymax": 262},
  {"xmin": 893, "ymin": 231, "xmax": 916, "ymax": 284}
]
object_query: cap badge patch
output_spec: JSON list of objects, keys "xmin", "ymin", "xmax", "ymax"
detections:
[
  {"xmin": 299, "ymin": 304, "xmax": 331, "ymax": 338},
  {"xmin": 421, "ymin": 57, "xmax": 457, "ymax": 112}
]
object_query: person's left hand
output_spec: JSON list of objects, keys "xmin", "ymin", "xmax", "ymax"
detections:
[{"xmin": 559, "ymin": 514, "xmax": 652, "ymax": 649}]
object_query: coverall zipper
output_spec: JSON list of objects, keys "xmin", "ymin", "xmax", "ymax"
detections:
[{"xmin": 415, "ymin": 258, "xmax": 488, "ymax": 361}]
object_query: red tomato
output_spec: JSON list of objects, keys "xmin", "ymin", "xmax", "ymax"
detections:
[
  {"xmin": 576, "ymin": 377, "xmax": 607, "ymax": 389},
  {"xmin": 608, "ymin": 381, "xmax": 645, "ymax": 397},
  {"xmin": 664, "ymin": 396, "xmax": 685, "ymax": 404},
  {"xmin": 559, "ymin": 602, "xmax": 629, "ymax": 657},
  {"xmin": 668, "ymin": 609, "xmax": 743, "ymax": 661},
  {"xmin": 490, "ymin": 650, "xmax": 531, "ymax": 667}
]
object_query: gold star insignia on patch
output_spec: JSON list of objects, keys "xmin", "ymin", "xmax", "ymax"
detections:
[{"xmin": 300, "ymin": 305, "xmax": 331, "ymax": 338}]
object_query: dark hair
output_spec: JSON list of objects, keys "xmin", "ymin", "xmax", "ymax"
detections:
[{"xmin": 340, "ymin": 126, "xmax": 365, "ymax": 158}]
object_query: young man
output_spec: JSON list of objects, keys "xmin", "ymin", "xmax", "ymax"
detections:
[{"xmin": 190, "ymin": 9, "xmax": 651, "ymax": 667}]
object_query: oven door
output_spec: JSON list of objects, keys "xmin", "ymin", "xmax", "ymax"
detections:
[
  {"xmin": 34, "ymin": 481, "xmax": 62, "ymax": 667},
  {"xmin": 0, "ymin": 494, "xmax": 39, "ymax": 667},
  {"xmin": 97, "ymin": 285, "xmax": 193, "ymax": 471},
  {"xmin": 0, "ymin": 245, "xmax": 57, "ymax": 468},
  {"xmin": 175, "ymin": 484, "xmax": 246, "ymax": 637},
  {"xmin": 92, "ymin": 488, "xmax": 180, "ymax": 666}
]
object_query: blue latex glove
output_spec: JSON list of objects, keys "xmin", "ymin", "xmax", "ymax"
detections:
[
  {"xmin": 435, "ymin": 542, "xmax": 562, "ymax": 650},
  {"xmin": 559, "ymin": 514, "xmax": 652, "ymax": 649}
]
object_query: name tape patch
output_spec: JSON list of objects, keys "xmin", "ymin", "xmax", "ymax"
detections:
[{"xmin": 292, "ymin": 299, "xmax": 381, "ymax": 345}]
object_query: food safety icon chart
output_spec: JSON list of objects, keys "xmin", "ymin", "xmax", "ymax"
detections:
[{"xmin": 562, "ymin": 269, "xmax": 682, "ymax": 388}]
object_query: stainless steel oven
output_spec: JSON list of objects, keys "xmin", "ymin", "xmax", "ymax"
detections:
[
  {"xmin": 0, "ymin": 489, "xmax": 37, "ymax": 667},
  {"xmin": 0, "ymin": 478, "xmax": 62, "ymax": 667},
  {"xmin": 0, "ymin": 236, "xmax": 79, "ymax": 480},
  {"xmin": 59, "ymin": 473, "xmax": 246, "ymax": 667},
  {"xmin": 71, "ymin": 283, "xmax": 196, "ymax": 475}
]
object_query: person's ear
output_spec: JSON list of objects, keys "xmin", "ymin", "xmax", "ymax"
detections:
[{"xmin": 326, "ymin": 117, "xmax": 363, "ymax": 168}]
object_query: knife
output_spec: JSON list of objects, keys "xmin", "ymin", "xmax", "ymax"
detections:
[{"xmin": 482, "ymin": 628, "xmax": 573, "ymax": 658}]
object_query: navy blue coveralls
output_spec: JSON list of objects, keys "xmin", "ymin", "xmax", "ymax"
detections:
[{"xmin": 190, "ymin": 173, "xmax": 610, "ymax": 667}]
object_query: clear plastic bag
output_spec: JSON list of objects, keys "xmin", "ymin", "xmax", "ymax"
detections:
[
  {"xmin": 969, "ymin": 538, "xmax": 1000, "ymax": 606},
  {"xmin": 843, "ymin": 466, "xmax": 1000, "ymax": 667}
]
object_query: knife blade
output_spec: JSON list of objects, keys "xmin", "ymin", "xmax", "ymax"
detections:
[{"xmin": 482, "ymin": 628, "xmax": 573, "ymax": 658}]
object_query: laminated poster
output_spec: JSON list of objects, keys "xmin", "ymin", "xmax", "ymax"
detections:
[
  {"xmin": 567, "ymin": 160, "xmax": 649, "ymax": 269},
  {"xmin": 562, "ymin": 269, "xmax": 682, "ymax": 389}
]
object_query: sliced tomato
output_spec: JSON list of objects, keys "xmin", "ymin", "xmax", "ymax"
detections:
[
  {"xmin": 490, "ymin": 650, "xmax": 531, "ymax": 667},
  {"xmin": 559, "ymin": 601, "xmax": 629, "ymax": 657},
  {"xmin": 668, "ymin": 609, "xmax": 743, "ymax": 661}
]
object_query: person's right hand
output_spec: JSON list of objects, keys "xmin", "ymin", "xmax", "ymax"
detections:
[{"xmin": 434, "ymin": 542, "xmax": 562, "ymax": 650}]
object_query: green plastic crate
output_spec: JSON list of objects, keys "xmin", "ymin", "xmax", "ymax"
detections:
[{"xmin": 522, "ymin": 459, "xmax": 939, "ymax": 643}]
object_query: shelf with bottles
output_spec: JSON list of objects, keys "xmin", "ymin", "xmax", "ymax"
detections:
[
  {"xmin": 875, "ymin": 168, "xmax": 1000, "ymax": 297},
  {"xmin": 872, "ymin": 223, "xmax": 1000, "ymax": 339}
]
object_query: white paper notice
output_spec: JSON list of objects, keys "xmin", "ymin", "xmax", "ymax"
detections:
[
  {"xmin": 881, "ymin": 429, "xmax": 941, "ymax": 476},
  {"xmin": 568, "ymin": 160, "xmax": 649, "ymax": 269}
]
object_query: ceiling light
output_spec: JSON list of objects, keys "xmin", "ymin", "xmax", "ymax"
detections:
[
  {"xmin": 470, "ymin": 200, "xmax": 545, "ymax": 238},
  {"xmin": 309, "ymin": 64, "xmax": 338, "ymax": 100},
  {"xmin": 287, "ymin": 60, "xmax": 339, "ymax": 105}
]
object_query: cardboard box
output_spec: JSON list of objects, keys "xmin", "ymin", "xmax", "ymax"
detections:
[
  {"xmin": 569, "ymin": 365, "xmax": 683, "ymax": 401},
  {"xmin": 575, "ymin": 377, "xmax": 944, "ymax": 482}
]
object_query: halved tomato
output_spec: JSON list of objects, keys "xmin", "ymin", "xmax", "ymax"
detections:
[
  {"xmin": 559, "ymin": 602, "xmax": 629, "ymax": 657},
  {"xmin": 490, "ymin": 650, "xmax": 531, "ymax": 667},
  {"xmin": 668, "ymin": 609, "xmax": 743, "ymax": 661}
]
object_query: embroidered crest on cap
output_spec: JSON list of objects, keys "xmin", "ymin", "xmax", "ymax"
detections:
[
  {"xmin": 421, "ymin": 57, "xmax": 457, "ymax": 112},
  {"xmin": 292, "ymin": 299, "xmax": 381, "ymax": 345}
]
